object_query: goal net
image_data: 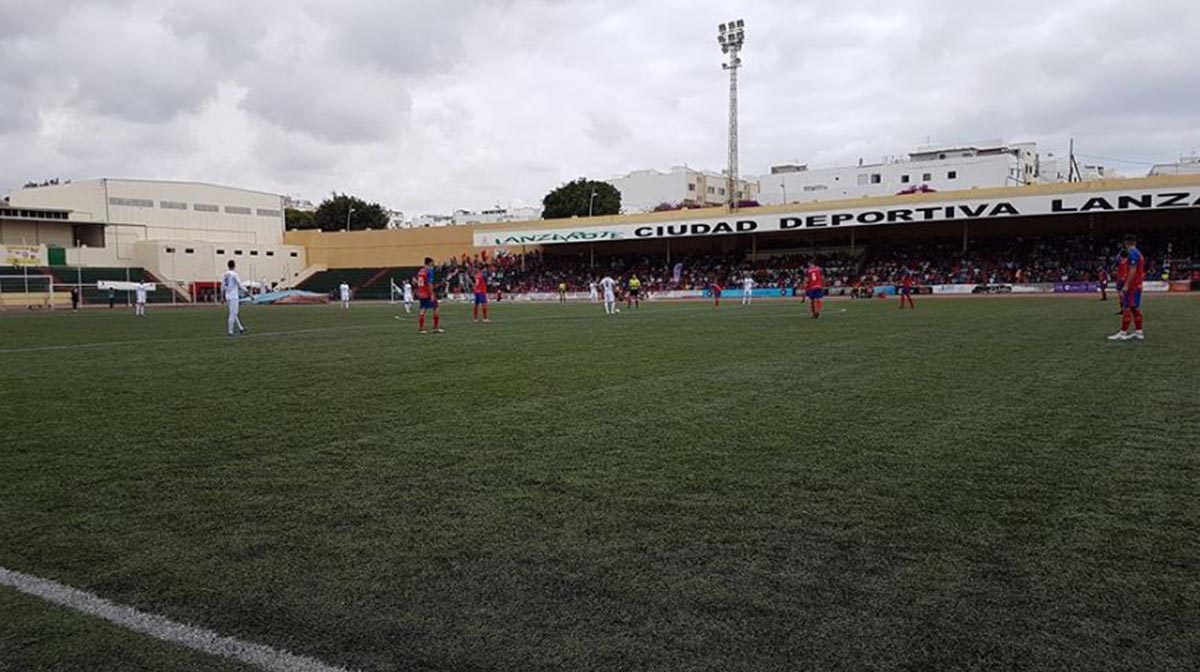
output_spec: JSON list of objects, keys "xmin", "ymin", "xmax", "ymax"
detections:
[{"xmin": 0, "ymin": 274, "xmax": 59, "ymax": 310}]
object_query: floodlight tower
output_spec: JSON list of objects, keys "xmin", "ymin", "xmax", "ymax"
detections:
[{"xmin": 718, "ymin": 19, "xmax": 745, "ymax": 210}]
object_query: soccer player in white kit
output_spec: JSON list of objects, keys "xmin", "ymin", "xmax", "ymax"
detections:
[
  {"xmin": 741, "ymin": 276, "xmax": 755, "ymax": 306},
  {"xmin": 339, "ymin": 281, "xmax": 351, "ymax": 309},
  {"xmin": 134, "ymin": 283, "xmax": 147, "ymax": 316},
  {"xmin": 221, "ymin": 260, "xmax": 248, "ymax": 337},
  {"xmin": 403, "ymin": 280, "xmax": 414, "ymax": 314},
  {"xmin": 600, "ymin": 275, "xmax": 617, "ymax": 315},
  {"xmin": 589, "ymin": 280, "xmax": 599, "ymax": 303}
]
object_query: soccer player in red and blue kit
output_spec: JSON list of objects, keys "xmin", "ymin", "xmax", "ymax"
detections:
[
  {"xmin": 472, "ymin": 266, "xmax": 490, "ymax": 323},
  {"xmin": 804, "ymin": 262, "xmax": 824, "ymax": 318},
  {"xmin": 416, "ymin": 257, "xmax": 444, "ymax": 334},
  {"xmin": 898, "ymin": 268, "xmax": 916, "ymax": 309},
  {"xmin": 711, "ymin": 281, "xmax": 723, "ymax": 308},
  {"xmin": 1109, "ymin": 235, "xmax": 1145, "ymax": 341}
]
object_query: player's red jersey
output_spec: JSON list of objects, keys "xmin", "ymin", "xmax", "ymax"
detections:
[
  {"xmin": 416, "ymin": 267, "xmax": 433, "ymax": 299},
  {"xmin": 1126, "ymin": 248, "xmax": 1145, "ymax": 290},
  {"xmin": 805, "ymin": 266, "xmax": 824, "ymax": 290},
  {"xmin": 1116, "ymin": 257, "xmax": 1129, "ymax": 283},
  {"xmin": 473, "ymin": 270, "xmax": 486, "ymax": 294},
  {"xmin": 902, "ymin": 273, "xmax": 914, "ymax": 288}
]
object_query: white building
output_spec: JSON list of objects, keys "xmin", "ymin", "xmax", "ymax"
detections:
[
  {"xmin": 387, "ymin": 209, "xmax": 406, "ymax": 229},
  {"xmin": 411, "ymin": 213, "xmax": 456, "ymax": 228},
  {"xmin": 5, "ymin": 178, "xmax": 306, "ymax": 286},
  {"xmin": 756, "ymin": 142, "xmax": 1047, "ymax": 205},
  {"xmin": 607, "ymin": 166, "xmax": 760, "ymax": 214},
  {"xmin": 451, "ymin": 206, "xmax": 543, "ymax": 225},
  {"xmin": 1148, "ymin": 156, "xmax": 1200, "ymax": 177}
]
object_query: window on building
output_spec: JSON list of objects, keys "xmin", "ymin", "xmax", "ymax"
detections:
[
  {"xmin": 803, "ymin": 185, "xmax": 827, "ymax": 192},
  {"xmin": 707, "ymin": 186, "xmax": 715, "ymax": 194},
  {"xmin": 718, "ymin": 188, "xmax": 726, "ymax": 195},
  {"xmin": 938, "ymin": 153, "xmax": 947, "ymax": 160},
  {"xmin": 947, "ymin": 171, "xmax": 958, "ymax": 180},
  {"xmin": 250, "ymin": 250, "xmax": 259, "ymax": 256},
  {"xmin": 225, "ymin": 206, "xmax": 252, "ymax": 215},
  {"xmin": 184, "ymin": 248, "xmax": 194, "ymax": 254},
  {"xmin": 234, "ymin": 250, "xmax": 243, "ymax": 255},
  {"xmin": 160, "ymin": 201, "xmax": 188, "ymax": 210},
  {"xmin": 216, "ymin": 249, "xmax": 225, "ymax": 255},
  {"xmin": 687, "ymin": 183, "xmax": 696, "ymax": 191},
  {"xmin": 922, "ymin": 173, "xmax": 932, "ymax": 181},
  {"xmin": 900, "ymin": 175, "xmax": 910, "ymax": 184},
  {"xmin": 290, "ymin": 252, "xmax": 299, "ymax": 257},
  {"xmin": 194, "ymin": 203, "xmax": 219, "ymax": 212},
  {"xmin": 165, "ymin": 246, "xmax": 176, "ymax": 253},
  {"xmin": 109, "ymin": 197, "xmax": 154, "ymax": 208},
  {"xmin": 266, "ymin": 251, "xmax": 275, "ymax": 257},
  {"xmin": 256, "ymin": 208, "xmax": 282, "ymax": 217},
  {"xmin": 870, "ymin": 174, "xmax": 882, "ymax": 184}
]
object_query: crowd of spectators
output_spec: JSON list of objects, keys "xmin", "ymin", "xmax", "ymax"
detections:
[
  {"xmin": 859, "ymin": 230, "xmax": 1196, "ymax": 286},
  {"xmin": 432, "ymin": 229, "xmax": 1196, "ymax": 294}
]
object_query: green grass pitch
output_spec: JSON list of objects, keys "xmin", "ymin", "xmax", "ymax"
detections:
[{"xmin": 1, "ymin": 296, "xmax": 1198, "ymax": 671}]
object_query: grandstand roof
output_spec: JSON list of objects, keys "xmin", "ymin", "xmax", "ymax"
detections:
[{"xmin": 468, "ymin": 173, "xmax": 1200, "ymax": 236}]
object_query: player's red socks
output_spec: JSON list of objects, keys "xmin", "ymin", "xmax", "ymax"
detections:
[
  {"xmin": 1133, "ymin": 309, "xmax": 1143, "ymax": 330},
  {"xmin": 418, "ymin": 314, "xmax": 426, "ymax": 331},
  {"xmin": 433, "ymin": 314, "xmax": 441, "ymax": 330},
  {"xmin": 1121, "ymin": 310, "xmax": 1132, "ymax": 332},
  {"xmin": 482, "ymin": 305, "xmax": 489, "ymax": 320}
]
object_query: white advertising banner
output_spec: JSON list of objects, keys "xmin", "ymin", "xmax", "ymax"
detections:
[
  {"xmin": 931, "ymin": 284, "xmax": 977, "ymax": 295},
  {"xmin": 1010, "ymin": 284, "xmax": 1055, "ymax": 293},
  {"xmin": 1, "ymin": 244, "xmax": 47, "ymax": 267},
  {"xmin": 474, "ymin": 186, "xmax": 1200, "ymax": 247}
]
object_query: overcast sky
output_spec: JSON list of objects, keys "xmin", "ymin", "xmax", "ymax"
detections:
[{"xmin": 2, "ymin": 0, "xmax": 1198, "ymax": 215}]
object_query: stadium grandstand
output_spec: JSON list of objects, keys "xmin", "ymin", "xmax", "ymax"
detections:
[{"xmin": 290, "ymin": 174, "xmax": 1200, "ymax": 298}]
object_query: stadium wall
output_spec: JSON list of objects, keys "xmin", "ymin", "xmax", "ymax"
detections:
[{"xmin": 290, "ymin": 175, "xmax": 1200, "ymax": 269}]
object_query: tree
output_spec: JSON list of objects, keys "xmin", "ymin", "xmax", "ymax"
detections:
[
  {"xmin": 284, "ymin": 208, "xmax": 317, "ymax": 231},
  {"xmin": 313, "ymin": 193, "xmax": 390, "ymax": 232},
  {"xmin": 541, "ymin": 179, "xmax": 620, "ymax": 219}
]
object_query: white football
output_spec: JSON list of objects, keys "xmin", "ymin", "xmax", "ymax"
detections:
[{"xmin": 615, "ymin": 308, "xmax": 621, "ymax": 313}]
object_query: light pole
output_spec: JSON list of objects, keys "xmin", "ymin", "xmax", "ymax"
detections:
[
  {"xmin": 588, "ymin": 191, "xmax": 599, "ymax": 218},
  {"xmin": 345, "ymin": 206, "xmax": 355, "ymax": 232},
  {"xmin": 718, "ymin": 19, "xmax": 745, "ymax": 210},
  {"xmin": 780, "ymin": 181, "xmax": 787, "ymax": 204}
]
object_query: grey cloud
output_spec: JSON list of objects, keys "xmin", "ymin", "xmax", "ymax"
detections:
[{"xmin": 2, "ymin": 0, "xmax": 1199, "ymax": 215}]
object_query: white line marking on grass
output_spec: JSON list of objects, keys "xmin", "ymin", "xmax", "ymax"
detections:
[{"xmin": 0, "ymin": 566, "xmax": 353, "ymax": 672}]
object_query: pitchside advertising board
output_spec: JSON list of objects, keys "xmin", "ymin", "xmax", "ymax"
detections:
[
  {"xmin": 1, "ymin": 244, "xmax": 47, "ymax": 266},
  {"xmin": 474, "ymin": 187, "xmax": 1200, "ymax": 247}
]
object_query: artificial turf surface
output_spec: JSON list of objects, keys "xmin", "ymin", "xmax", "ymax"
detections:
[{"xmin": 1, "ymin": 296, "xmax": 1197, "ymax": 671}]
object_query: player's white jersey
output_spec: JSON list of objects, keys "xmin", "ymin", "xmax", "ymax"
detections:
[
  {"xmin": 403, "ymin": 282, "xmax": 414, "ymax": 301},
  {"xmin": 600, "ymin": 276, "xmax": 616, "ymax": 296},
  {"xmin": 743, "ymin": 277, "xmax": 754, "ymax": 291},
  {"xmin": 221, "ymin": 270, "xmax": 245, "ymax": 301},
  {"xmin": 339, "ymin": 283, "xmax": 350, "ymax": 301},
  {"xmin": 135, "ymin": 286, "xmax": 147, "ymax": 303}
]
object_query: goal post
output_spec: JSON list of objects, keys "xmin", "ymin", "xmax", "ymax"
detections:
[{"xmin": 0, "ymin": 274, "xmax": 60, "ymax": 311}]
